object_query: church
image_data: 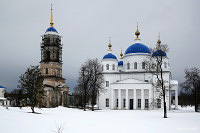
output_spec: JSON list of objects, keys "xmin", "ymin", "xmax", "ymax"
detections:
[
  {"xmin": 39, "ymin": 6, "xmax": 69, "ymax": 107},
  {"xmin": 98, "ymin": 26, "xmax": 178, "ymax": 110}
]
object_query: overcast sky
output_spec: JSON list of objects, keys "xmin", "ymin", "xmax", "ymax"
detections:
[{"xmin": 0, "ymin": 0, "xmax": 200, "ymax": 92}]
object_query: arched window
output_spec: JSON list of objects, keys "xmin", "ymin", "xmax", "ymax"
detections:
[
  {"xmin": 127, "ymin": 63, "xmax": 130, "ymax": 70},
  {"xmin": 164, "ymin": 62, "xmax": 167, "ymax": 68},
  {"xmin": 142, "ymin": 62, "xmax": 145, "ymax": 69},
  {"xmin": 106, "ymin": 64, "xmax": 109, "ymax": 70},
  {"xmin": 112, "ymin": 64, "xmax": 115, "ymax": 70},
  {"xmin": 134, "ymin": 62, "xmax": 137, "ymax": 69}
]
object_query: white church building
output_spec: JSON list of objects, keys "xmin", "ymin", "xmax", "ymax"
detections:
[{"xmin": 98, "ymin": 27, "xmax": 178, "ymax": 110}]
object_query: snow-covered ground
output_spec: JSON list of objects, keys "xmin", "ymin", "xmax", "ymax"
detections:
[{"xmin": 0, "ymin": 106, "xmax": 199, "ymax": 133}]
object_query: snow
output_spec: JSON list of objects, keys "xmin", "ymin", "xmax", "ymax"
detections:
[
  {"xmin": 0, "ymin": 97, "xmax": 6, "ymax": 100},
  {"xmin": 0, "ymin": 106, "xmax": 199, "ymax": 133}
]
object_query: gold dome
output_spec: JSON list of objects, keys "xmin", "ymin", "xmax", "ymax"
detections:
[
  {"xmin": 108, "ymin": 37, "xmax": 112, "ymax": 50},
  {"xmin": 135, "ymin": 23, "xmax": 140, "ymax": 39}
]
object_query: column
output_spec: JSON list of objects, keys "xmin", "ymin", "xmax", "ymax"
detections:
[
  {"xmin": 118, "ymin": 89, "xmax": 121, "ymax": 109},
  {"xmin": 111, "ymin": 88, "xmax": 114, "ymax": 109},
  {"xmin": 134, "ymin": 89, "xmax": 137, "ymax": 109},
  {"xmin": 126, "ymin": 89, "xmax": 129, "ymax": 109},
  {"xmin": 141, "ymin": 89, "xmax": 144, "ymax": 109},
  {"xmin": 169, "ymin": 89, "xmax": 171, "ymax": 110},
  {"xmin": 149, "ymin": 88, "xmax": 151, "ymax": 109},
  {"xmin": 46, "ymin": 91, "xmax": 50, "ymax": 107},
  {"xmin": 61, "ymin": 91, "xmax": 64, "ymax": 106},
  {"xmin": 175, "ymin": 88, "xmax": 178, "ymax": 109}
]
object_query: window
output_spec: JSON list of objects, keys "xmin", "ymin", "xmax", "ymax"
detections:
[
  {"xmin": 102, "ymin": 65, "xmax": 104, "ymax": 71},
  {"xmin": 157, "ymin": 99, "xmax": 161, "ymax": 108},
  {"xmin": 106, "ymin": 99, "xmax": 109, "ymax": 107},
  {"xmin": 46, "ymin": 51, "xmax": 50, "ymax": 61},
  {"xmin": 123, "ymin": 99, "xmax": 126, "ymax": 108},
  {"xmin": 145, "ymin": 99, "xmax": 149, "ymax": 108},
  {"xmin": 164, "ymin": 62, "xmax": 167, "ymax": 68},
  {"xmin": 106, "ymin": 64, "xmax": 109, "ymax": 70},
  {"xmin": 138, "ymin": 99, "xmax": 141, "ymax": 108},
  {"xmin": 56, "ymin": 51, "xmax": 59, "ymax": 61},
  {"xmin": 116, "ymin": 99, "xmax": 118, "ymax": 107},
  {"xmin": 46, "ymin": 68, "xmax": 48, "ymax": 74},
  {"xmin": 127, "ymin": 63, "xmax": 130, "ymax": 70},
  {"xmin": 134, "ymin": 62, "xmax": 137, "ymax": 69},
  {"xmin": 106, "ymin": 81, "xmax": 109, "ymax": 87},
  {"xmin": 112, "ymin": 64, "xmax": 115, "ymax": 70},
  {"xmin": 142, "ymin": 62, "xmax": 145, "ymax": 69}
]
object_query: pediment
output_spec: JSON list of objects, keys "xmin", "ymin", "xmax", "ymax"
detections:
[{"xmin": 112, "ymin": 78, "xmax": 148, "ymax": 84}]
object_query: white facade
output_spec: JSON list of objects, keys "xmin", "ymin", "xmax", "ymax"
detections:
[
  {"xmin": 98, "ymin": 32, "xmax": 178, "ymax": 110},
  {"xmin": 0, "ymin": 86, "xmax": 9, "ymax": 106}
]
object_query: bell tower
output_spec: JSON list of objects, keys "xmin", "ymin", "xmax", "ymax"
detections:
[{"xmin": 40, "ymin": 5, "xmax": 68, "ymax": 107}]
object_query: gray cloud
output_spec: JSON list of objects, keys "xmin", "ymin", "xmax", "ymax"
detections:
[{"xmin": 0, "ymin": 0, "xmax": 200, "ymax": 92}]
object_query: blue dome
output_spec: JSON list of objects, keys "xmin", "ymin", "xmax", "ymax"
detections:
[
  {"xmin": 46, "ymin": 27, "xmax": 58, "ymax": 33},
  {"xmin": 103, "ymin": 53, "xmax": 117, "ymax": 60},
  {"xmin": 152, "ymin": 50, "xmax": 167, "ymax": 57},
  {"xmin": 0, "ymin": 85, "xmax": 5, "ymax": 88},
  {"xmin": 118, "ymin": 61, "xmax": 123, "ymax": 66},
  {"xmin": 125, "ymin": 43, "xmax": 151, "ymax": 54}
]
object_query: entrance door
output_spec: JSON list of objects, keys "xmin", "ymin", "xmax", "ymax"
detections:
[{"xmin": 130, "ymin": 99, "xmax": 133, "ymax": 110}]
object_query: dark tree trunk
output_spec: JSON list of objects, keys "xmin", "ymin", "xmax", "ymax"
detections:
[
  {"xmin": 160, "ymin": 54, "xmax": 167, "ymax": 118},
  {"xmin": 194, "ymin": 88, "xmax": 198, "ymax": 112},
  {"xmin": 163, "ymin": 93, "xmax": 167, "ymax": 118},
  {"xmin": 91, "ymin": 104, "xmax": 94, "ymax": 111},
  {"xmin": 31, "ymin": 106, "xmax": 35, "ymax": 113},
  {"xmin": 84, "ymin": 86, "xmax": 86, "ymax": 111}
]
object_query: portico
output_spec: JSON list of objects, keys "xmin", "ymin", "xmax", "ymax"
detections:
[{"xmin": 110, "ymin": 78, "xmax": 152, "ymax": 110}]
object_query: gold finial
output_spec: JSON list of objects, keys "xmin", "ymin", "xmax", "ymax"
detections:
[
  {"xmin": 50, "ymin": 4, "xmax": 54, "ymax": 27},
  {"xmin": 156, "ymin": 33, "xmax": 161, "ymax": 50},
  {"xmin": 120, "ymin": 48, "xmax": 123, "ymax": 59},
  {"xmin": 157, "ymin": 32, "xmax": 161, "ymax": 44},
  {"xmin": 135, "ymin": 22, "xmax": 140, "ymax": 39},
  {"xmin": 108, "ymin": 36, "xmax": 112, "ymax": 50}
]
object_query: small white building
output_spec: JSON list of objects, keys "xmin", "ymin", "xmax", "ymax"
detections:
[
  {"xmin": 0, "ymin": 85, "xmax": 8, "ymax": 106},
  {"xmin": 98, "ymin": 27, "xmax": 178, "ymax": 110}
]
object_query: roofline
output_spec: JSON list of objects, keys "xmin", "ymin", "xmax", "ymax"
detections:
[{"xmin": 102, "ymin": 70, "xmax": 170, "ymax": 74}]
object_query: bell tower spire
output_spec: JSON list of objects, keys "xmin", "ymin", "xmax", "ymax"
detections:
[{"xmin": 50, "ymin": 4, "xmax": 54, "ymax": 27}]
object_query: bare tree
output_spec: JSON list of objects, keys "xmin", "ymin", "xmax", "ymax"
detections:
[
  {"xmin": 18, "ymin": 65, "xmax": 45, "ymax": 113},
  {"xmin": 145, "ymin": 38, "xmax": 169, "ymax": 118},
  {"xmin": 75, "ymin": 59, "xmax": 104, "ymax": 111},
  {"xmin": 88, "ymin": 59, "xmax": 104, "ymax": 111},
  {"xmin": 77, "ymin": 61, "xmax": 93, "ymax": 111},
  {"xmin": 181, "ymin": 67, "xmax": 200, "ymax": 112}
]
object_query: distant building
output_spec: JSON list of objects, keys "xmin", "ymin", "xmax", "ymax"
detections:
[
  {"xmin": 40, "ymin": 6, "xmax": 69, "ymax": 107},
  {"xmin": 0, "ymin": 85, "xmax": 10, "ymax": 106},
  {"xmin": 99, "ymin": 26, "xmax": 178, "ymax": 110}
]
